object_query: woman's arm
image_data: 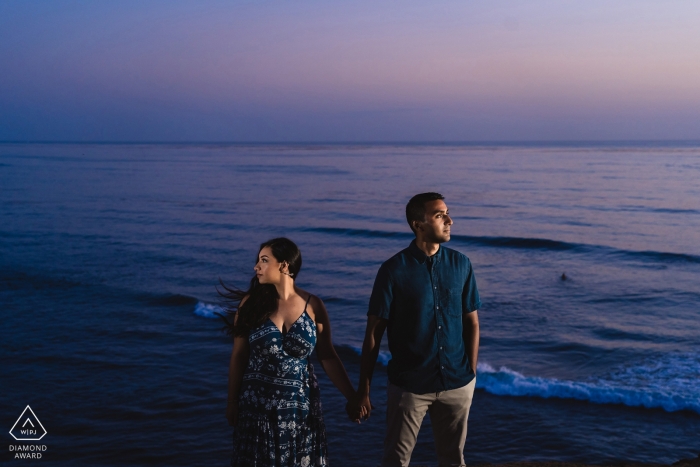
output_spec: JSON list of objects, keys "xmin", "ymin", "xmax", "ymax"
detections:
[
  {"xmin": 226, "ymin": 301, "xmax": 250, "ymax": 426},
  {"xmin": 311, "ymin": 296, "xmax": 357, "ymax": 403}
]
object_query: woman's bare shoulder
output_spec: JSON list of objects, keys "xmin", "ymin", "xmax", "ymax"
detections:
[{"xmin": 297, "ymin": 289, "xmax": 326, "ymax": 320}]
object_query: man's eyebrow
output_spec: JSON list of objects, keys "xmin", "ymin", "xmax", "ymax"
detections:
[{"xmin": 430, "ymin": 209, "xmax": 448, "ymax": 215}]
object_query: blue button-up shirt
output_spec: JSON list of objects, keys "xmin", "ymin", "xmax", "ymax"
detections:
[{"xmin": 368, "ymin": 240, "xmax": 481, "ymax": 394}]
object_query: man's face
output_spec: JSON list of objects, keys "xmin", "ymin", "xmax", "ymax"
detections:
[{"xmin": 415, "ymin": 199, "xmax": 452, "ymax": 243}]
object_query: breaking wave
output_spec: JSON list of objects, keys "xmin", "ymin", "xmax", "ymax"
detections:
[
  {"xmin": 193, "ymin": 301, "xmax": 225, "ymax": 318},
  {"xmin": 345, "ymin": 344, "xmax": 699, "ymax": 415},
  {"xmin": 476, "ymin": 354, "xmax": 700, "ymax": 414}
]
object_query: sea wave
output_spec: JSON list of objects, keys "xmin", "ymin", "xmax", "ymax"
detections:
[
  {"xmin": 303, "ymin": 227, "xmax": 700, "ymax": 264},
  {"xmin": 197, "ymin": 299, "xmax": 699, "ymax": 415},
  {"xmin": 344, "ymin": 345, "xmax": 699, "ymax": 415},
  {"xmin": 475, "ymin": 360, "xmax": 700, "ymax": 415},
  {"xmin": 194, "ymin": 301, "xmax": 225, "ymax": 318}
]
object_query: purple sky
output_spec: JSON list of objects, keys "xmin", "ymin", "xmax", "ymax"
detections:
[{"xmin": 1, "ymin": 1, "xmax": 699, "ymax": 142}]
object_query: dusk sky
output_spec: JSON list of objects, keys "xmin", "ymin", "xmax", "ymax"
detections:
[{"xmin": 2, "ymin": 1, "xmax": 700, "ymax": 142}]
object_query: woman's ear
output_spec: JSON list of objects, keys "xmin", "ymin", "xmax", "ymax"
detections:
[{"xmin": 279, "ymin": 262, "xmax": 294, "ymax": 278}]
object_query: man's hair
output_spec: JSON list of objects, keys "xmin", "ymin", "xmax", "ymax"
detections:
[{"xmin": 406, "ymin": 192, "xmax": 445, "ymax": 233}]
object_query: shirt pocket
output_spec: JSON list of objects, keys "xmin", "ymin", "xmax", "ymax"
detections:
[{"xmin": 441, "ymin": 287, "xmax": 464, "ymax": 316}]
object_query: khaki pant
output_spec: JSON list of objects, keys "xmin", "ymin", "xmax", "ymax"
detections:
[{"xmin": 381, "ymin": 378, "xmax": 476, "ymax": 467}]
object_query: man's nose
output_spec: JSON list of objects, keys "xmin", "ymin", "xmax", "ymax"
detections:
[{"xmin": 445, "ymin": 215, "xmax": 453, "ymax": 225}]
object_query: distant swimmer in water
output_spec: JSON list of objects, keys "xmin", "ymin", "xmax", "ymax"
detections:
[{"xmin": 561, "ymin": 273, "xmax": 567, "ymax": 281}]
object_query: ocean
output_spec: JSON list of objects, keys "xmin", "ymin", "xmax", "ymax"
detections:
[{"xmin": 1, "ymin": 142, "xmax": 699, "ymax": 466}]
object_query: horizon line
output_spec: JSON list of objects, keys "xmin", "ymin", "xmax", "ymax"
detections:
[{"xmin": 2, "ymin": 139, "xmax": 700, "ymax": 147}]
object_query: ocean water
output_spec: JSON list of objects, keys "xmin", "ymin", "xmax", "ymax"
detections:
[{"xmin": 1, "ymin": 142, "xmax": 699, "ymax": 466}]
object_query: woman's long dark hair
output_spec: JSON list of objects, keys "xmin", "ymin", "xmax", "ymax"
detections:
[{"xmin": 218, "ymin": 237, "xmax": 302, "ymax": 338}]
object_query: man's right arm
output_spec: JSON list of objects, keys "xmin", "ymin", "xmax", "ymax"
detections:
[
  {"xmin": 350, "ymin": 263, "xmax": 393, "ymax": 421},
  {"xmin": 353, "ymin": 315, "xmax": 387, "ymax": 420}
]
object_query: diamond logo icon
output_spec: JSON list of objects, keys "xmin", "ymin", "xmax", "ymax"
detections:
[{"xmin": 9, "ymin": 406, "xmax": 47, "ymax": 441}]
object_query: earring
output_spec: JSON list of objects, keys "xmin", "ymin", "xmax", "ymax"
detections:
[{"xmin": 280, "ymin": 263, "xmax": 294, "ymax": 278}]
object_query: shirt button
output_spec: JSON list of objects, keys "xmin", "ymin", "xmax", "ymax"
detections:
[
  {"xmin": 436, "ymin": 306, "xmax": 439, "ymax": 309},
  {"xmin": 438, "ymin": 326, "xmax": 442, "ymax": 329},
  {"xmin": 441, "ymin": 366, "xmax": 445, "ymax": 369},
  {"xmin": 434, "ymin": 286, "xmax": 437, "ymax": 289},
  {"xmin": 439, "ymin": 346, "xmax": 443, "ymax": 349}
]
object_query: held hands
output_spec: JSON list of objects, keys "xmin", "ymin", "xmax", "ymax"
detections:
[
  {"xmin": 230, "ymin": 394, "xmax": 372, "ymax": 426},
  {"xmin": 345, "ymin": 393, "xmax": 372, "ymax": 424},
  {"xmin": 345, "ymin": 400, "xmax": 363, "ymax": 424}
]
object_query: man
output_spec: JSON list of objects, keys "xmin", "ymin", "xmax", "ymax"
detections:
[{"xmin": 353, "ymin": 192, "xmax": 481, "ymax": 467}]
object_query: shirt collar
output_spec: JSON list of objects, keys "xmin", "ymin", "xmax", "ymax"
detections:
[{"xmin": 408, "ymin": 239, "xmax": 443, "ymax": 264}]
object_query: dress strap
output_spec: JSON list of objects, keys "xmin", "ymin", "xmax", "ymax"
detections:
[{"xmin": 303, "ymin": 294, "xmax": 312, "ymax": 312}]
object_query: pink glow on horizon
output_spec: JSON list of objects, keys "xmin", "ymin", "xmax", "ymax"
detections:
[{"xmin": 2, "ymin": 1, "xmax": 700, "ymax": 141}]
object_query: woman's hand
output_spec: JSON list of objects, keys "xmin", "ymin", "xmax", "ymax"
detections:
[
  {"xmin": 226, "ymin": 400, "xmax": 239, "ymax": 427},
  {"xmin": 345, "ymin": 395, "xmax": 369, "ymax": 423}
]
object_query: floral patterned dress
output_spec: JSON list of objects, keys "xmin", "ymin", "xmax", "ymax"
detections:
[{"xmin": 232, "ymin": 296, "xmax": 327, "ymax": 467}]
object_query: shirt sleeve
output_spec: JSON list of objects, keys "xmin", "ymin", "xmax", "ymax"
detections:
[
  {"xmin": 367, "ymin": 262, "xmax": 393, "ymax": 319},
  {"xmin": 463, "ymin": 259, "xmax": 481, "ymax": 313}
]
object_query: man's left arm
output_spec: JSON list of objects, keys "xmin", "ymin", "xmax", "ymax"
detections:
[
  {"xmin": 462, "ymin": 311, "xmax": 479, "ymax": 374},
  {"xmin": 461, "ymin": 257, "xmax": 481, "ymax": 375}
]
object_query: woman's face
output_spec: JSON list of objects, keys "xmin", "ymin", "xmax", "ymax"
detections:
[{"xmin": 254, "ymin": 246, "xmax": 283, "ymax": 284}]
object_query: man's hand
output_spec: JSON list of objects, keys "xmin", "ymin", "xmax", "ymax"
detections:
[
  {"xmin": 357, "ymin": 392, "xmax": 373, "ymax": 420},
  {"xmin": 345, "ymin": 395, "xmax": 370, "ymax": 423}
]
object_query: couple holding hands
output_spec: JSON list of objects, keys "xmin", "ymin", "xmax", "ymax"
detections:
[{"xmin": 223, "ymin": 193, "xmax": 481, "ymax": 467}]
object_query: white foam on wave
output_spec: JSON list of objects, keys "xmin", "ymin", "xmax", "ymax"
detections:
[
  {"xmin": 194, "ymin": 301, "xmax": 225, "ymax": 319},
  {"xmin": 347, "ymin": 345, "xmax": 699, "ymax": 414},
  {"xmin": 476, "ymin": 353, "xmax": 700, "ymax": 414},
  {"xmin": 201, "ymin": 304, "xmax": 698, "ymax": 415},
  {"xmin": 348, "ymin": 345, "xmax": 392, "ymax": 366}
]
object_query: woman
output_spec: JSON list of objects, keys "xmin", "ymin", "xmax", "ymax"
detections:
[{"xmin": 220, "ymin": 237, "xmax": 363, "ymax": 467}]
